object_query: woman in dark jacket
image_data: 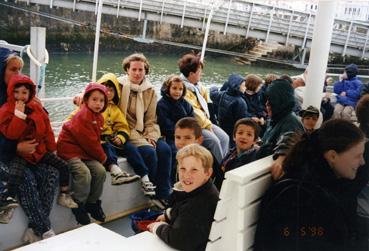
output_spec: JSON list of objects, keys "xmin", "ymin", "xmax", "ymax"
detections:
[{"xmin": 254, "ymin": 119, "xmax": 366, "ymax": 251}]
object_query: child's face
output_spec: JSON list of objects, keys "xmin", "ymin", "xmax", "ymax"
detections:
[
  {"xmin": 14, "ymin": 86, "xmax": 30, "ymax": 103},
  {"xmin": 178, "ymin": 156, "xmax": 212, "ymax": 193},
  {"xmin": 302, "ymin": 115, "xmax": 318, "ymax": 131},
  {"xmin": 234, "ymin": 124, "xmax": 257, "ymax": 153},
  {"xmin": 86, "ymin": 90, "xmax": 105, "ymax": 113},
  {"xmin": 169, "ymin": 81, "xmax": 184, "ymax": 100},
  {"xmin": 105, "ymin": 85, "xmax": 115, "ymax": 102},
  {"xmin": 175, "ymin": 127, "xmax": 201, "ymax": 150},
  {"xmin": 127, "ymin": 61, "xmax": 145, "ymax": 85},
  {"xmin": 239, "ymin": 81, "xmax": 246, "ymax": 93}
]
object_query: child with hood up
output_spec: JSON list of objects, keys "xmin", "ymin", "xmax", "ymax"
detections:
[
  {"xmin": 0, "ymin": 74, "xmax": 77, "ymax": 225},
  {"xmin": 97, "ymin": 73, "xmax": 140, "ymax": 185},
  {"xmin": 333, "ymin": 63, "xmax": 362, "ymax": 120},
  {"xmin": 210, "ymin": 74, "xmax": 248, "ymax": 148},
  {"xmin": 57, "ymin": 83, "xmax": 108, "ymax": 225}
]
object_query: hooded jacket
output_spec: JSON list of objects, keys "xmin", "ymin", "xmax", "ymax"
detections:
[
  {"xmin": 211, "ymin": 74, "xmax": 249, "ymax": 142},
  {"xmin": 157, "ymin": 84, "xmax": 194, "ymax": 144},
  {"xmin": 333, "ymin": 65, "xmax": 362, "ymax": 107},
  {"xmin": 57, "ymin": 83, "xmax": 108, "ymax": 163},
  {"xmin": 0, "ymin": 74, "xmax": 56, "ymax": 164},
  {"xmin": 97, "ymin": 73, "xmax": 130, "ymax": 144},
  {"xmin": 0, "ymin": 48, "xmax": 19, "ymax": 161},
  {"xmin": 257, "ymin": 79, "xmax": 303, "ymax": 158}
]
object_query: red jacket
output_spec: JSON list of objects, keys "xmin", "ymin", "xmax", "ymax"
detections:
[
  {"xmin": 0, "ymin": 74, "xmax": 56, "ymax": 164},
  {"xmin": 57, "ymin": 83, "xmax": 107, "ymax": 163}
]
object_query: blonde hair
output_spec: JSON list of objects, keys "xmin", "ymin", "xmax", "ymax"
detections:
[
  {"xmin": 176, "ymin": 143, "xmax": 213, "ymax": 171},
  {"xmin": 122, "ymin": 53, "xmax": 150, "ymax": 74},
  {"xmin": 6, "ymin": 54, "xmax": 24, "ymax": 68}
]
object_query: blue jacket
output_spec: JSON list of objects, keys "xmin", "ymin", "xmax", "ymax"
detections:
[
  {"xmin": 334, "ymin": 77, "xmax": 362, "ymax": 107},
  {"xmin": 157, "ymin": 89, "xmax": 194, "ymax": 144},
  {"xmin": 0, "ymin": 48, "xmax": 17, "ymax": 162},
  {"xmin": 243, "ymin": 91, "xmax": 266, "ymax": 119},
  {"xmin": 210, "ymin": 74, "xmax": 249, "ymax": 142}
]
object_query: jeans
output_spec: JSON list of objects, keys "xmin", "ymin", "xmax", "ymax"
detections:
[
  {"xmin": 202, "ymin": 124, "xmax": 229, "ymax": 164},
  {"xmin": 137, "ymin": 139, "xmax": 172, "ymax": 199}
]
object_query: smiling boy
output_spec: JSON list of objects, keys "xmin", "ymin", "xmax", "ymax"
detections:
[{"xmin": 148, "ymin": 144, "xmax": 219, "ymax": 250}]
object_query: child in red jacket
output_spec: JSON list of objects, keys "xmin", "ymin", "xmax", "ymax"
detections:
[
  {"xmin": 0, "ymin": 74, "xmax": 77, "ymax": 219},
  {"xmin": 57, "ymin": 83, "xmax": 108, "ymax": 225}
]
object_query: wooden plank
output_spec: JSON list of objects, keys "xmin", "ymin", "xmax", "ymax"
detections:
[
  {"xmin": 208, "ymin": 219, "xmax": 226, "ymax": 241},
  {"xmin": 238, "ymin": 174, "xmax": 272, "ymax": 208},
  {"xmin": 213, "ymin": 199, "xmax": 230, "ymax": 221},
  {"xmin": 237, "ymin": 202, "xmax": 260, "ymax": 231},
  {"xmin": 225, "ymin": 156, "xmax": 273, "ymax": 185}
]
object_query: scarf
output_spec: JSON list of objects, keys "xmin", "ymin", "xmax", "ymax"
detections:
[
  {"xmin": 180, "ymin": 74, "xmax": 210, "ymax": 118},
  {"xmin": 118, "ymin": 75, "xmax": 153, "ymax": 132}
]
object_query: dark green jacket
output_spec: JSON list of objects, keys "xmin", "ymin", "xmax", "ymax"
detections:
[{"xmin": 257, "ymin": 79, "xmax": 303, "ymax": 158}]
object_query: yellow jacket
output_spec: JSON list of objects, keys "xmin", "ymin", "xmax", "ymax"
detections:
[
  {"xmin": 97, "ymin": 73, "xmax": 130, "ymax": 144},
  {"xmin": 184, "ymin": 85, "xmax": 212, "ymax": 129}
]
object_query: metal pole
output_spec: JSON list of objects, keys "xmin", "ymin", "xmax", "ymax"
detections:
[
  {"xmin": 362, "ymin": 28, "xmax": 369, "ymax": 59},
  {"xmin": 245, "ymin": 2, "xmax": 254, "ymax": 38},
  {"xmin": 49, "ymin": 0, "xmax": 53, "ymax": 8},
  {"xmin": 92, "ymin": 0, "xmax": 103, "ymax": 82},
  {"xmin": 202, "ymin": 7, "xmax": 207, "ymax": 31},
  {"xmin": 30, "ymin": 27, "xmax": 46, "ymax": 98},
  {"xmin": 73, "ymin": 0, "xmax": 76, "ymax": 12},
  {"xmin": 265, "ymin": 5, "xmax": 274, "ymax": 43},
  {"xmin": 302, "ymin": 13, "xmax": 311, "ymax": 48},
  {"xmin": 160, "ymin": 0, "xmax": 165, "ymax": 24},
  {"xmin": 303, "ymin": 0, "xmax": 336, "ymax": 110},
  {"xmin": 200, "ymin": 5, "xmax": 215, "ymax": 62},
  {"xmin": 224, "ymin": 0, "xmax": 232, "ymax": 34},
  {"xmin": 181, "ymin": 0, "xmax": 187, "ymax": 28},
  {"xmin": 116, "ymin": 0, "xmax": 121, "ymax": 18},
  {"xmin": 138, "ymin": 0, "xmax": 143, "ymax": 21},
  {"xmin": 286, "ymin": 10, "xmax": 294, "ymax": 45},
  {"xmin": 342, "ymin": 21, "xmax": 353, "ymax": 56}
]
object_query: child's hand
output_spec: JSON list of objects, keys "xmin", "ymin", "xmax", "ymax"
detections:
[
  {"xmin": 17, "ymin": 139, "xmax": 38, "ymax": 154},
  {"xmin": 146, "ymin": 138, "xmax": 157, "ymax": 148},
  {"xmin": 156, "ymin": 214, "xmax": 166, "ymax": 222},
  {"xmin": 15, "ymin": 101, "xmax": 25, "ymax": 113},
  {"xmin": 340, "ymin": 91, "xmax": 346, "ymax": 96},
  {"xmin": 112, "ymin": 136, "xmax": 122, "ymax": 145}
]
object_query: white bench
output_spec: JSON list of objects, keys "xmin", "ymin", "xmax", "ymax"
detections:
[
  {"xmin": 0, "ymin": 158, "xmax": 149, "ymax": 250},
  {"xmin": 125, "ymin": 156, "xmax": 273, "ymax": 251}
]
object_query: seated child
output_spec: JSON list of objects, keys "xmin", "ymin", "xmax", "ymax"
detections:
[
  {"xmin": 243, "ymin": 74, "xmax": 266, "ymax": 128},
  {"xmin": 174, "ymin": 117, "xmax": 223, "ymax": 189},
  {"xmin": 57, "ymin": 83, "xmax": 108, "ymax": 225},
  {"xmin": 0, "ymin": 74, "xmax": 77, "ymax": 218},
  {"xmin": 97, "ymin": 73, "xmax": 140, "ymax": 185},
  {"xmin": 299, "ymin": 105, "xmax": 320, "ymax": 133},
  {"xmin": 219, "ymin": 118, "xmax": 260, "ymax": 188},
  {"xmin": 157, "ymin": 74, "xmax": 194, "ymax": 183},
  {"xmin": 333, "ymin": 63, "xmax": 362, "ymax": 120},
  {"xmin": 148, "ymin": 143, "xmax": 219, "ymax": 250},
  {"xmin": 210, "ymin": 74, "xmax": 248, "ymax": 147}
]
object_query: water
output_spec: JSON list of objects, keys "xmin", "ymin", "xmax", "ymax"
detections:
[{"xmin": 23, "ymin": 52, "xmax": 302, "ymax": 123}]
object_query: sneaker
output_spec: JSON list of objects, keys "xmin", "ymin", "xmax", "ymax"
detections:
[
  {"xmin": 85, "ymin": 200, "xmax": 105, "ymax": 222},
  {"xmin": 141, "ymin": 181, "xmax": 156, "ymax": 197},
  {"xmin": 42, "ymin": 228, "xmax": 56, "ymax": 239},
  {"xmin": 23, "ymin": 228, "xmax": 41, "ymax": 243},
  {"xmin": 0, "ymin": 208, "xmax": 15, "ymax": 224},
  {"xmin": 111, "ymin": 171, "xmax": 140, "ymax": 185},
  {"xmin": 71, "ymin": 204, "xmax": 91, "ymax": 225},
  {"xmin": 58, "ymin": 193, "xmax": 78, "ymax": 208},
  {"xmin": 0, "ymin": 196, "xmax": 19, "ymax": 210},
  {"xmin": 151, "ymin": 198, "xmax": 169, "ymax": 210}
]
